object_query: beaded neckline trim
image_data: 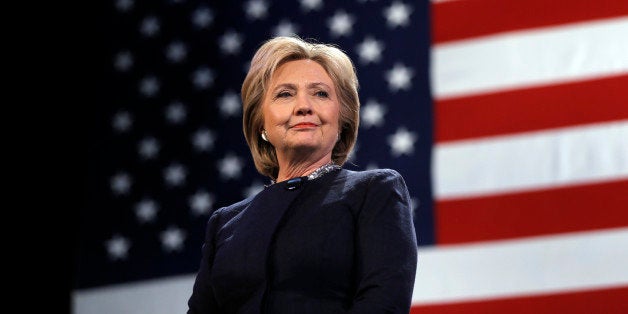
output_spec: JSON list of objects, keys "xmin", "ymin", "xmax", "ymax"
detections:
[
  {"xmin": 269, "ymin": 162, "xmax": 341, "ymax": 186},
  {"xmin": 306, "ymin": 162, "xmax": 341, "ymax": 181}
]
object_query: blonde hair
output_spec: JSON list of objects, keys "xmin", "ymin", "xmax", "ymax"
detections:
[{"xmin": 241, "ymin": 36, "xmax": 360, "ymax": 179}]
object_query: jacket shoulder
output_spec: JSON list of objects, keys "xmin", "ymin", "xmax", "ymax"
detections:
[
  {"xmin": 210, "ymin": 194, "xmax": 255, "ymax": 224},
  {"xmin": 342, "ymin": 168, "xmax": 405, "ymax": 186}
]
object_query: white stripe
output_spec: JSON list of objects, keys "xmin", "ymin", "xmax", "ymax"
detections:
[
  {"xmin": 433, "ymin": 120, "xmax": 628, "ymax": 200},
  {"xmin": 72, "ymin": 274, "xmax": 195, "ymax": 314},
  {"xmin": 412, "ymin": 227, "xmax": 628, "ymax": 304},
  {"xmin": 431, "ymin": 17, "xmax": 628, "ymax": 99}
]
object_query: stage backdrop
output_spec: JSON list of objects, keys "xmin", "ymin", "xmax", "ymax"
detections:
[{"xmin": 77, "ymin": 0, "xmax": 628, "ymax": 313}]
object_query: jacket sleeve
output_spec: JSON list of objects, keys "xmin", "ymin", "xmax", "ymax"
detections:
[
  {"xmin": 187, "ymin": 209, "xmax": 222, "ymax": 314},
  {"xmin": 349, "ymin": 169, "xmax": 418, "ymax": 314}
]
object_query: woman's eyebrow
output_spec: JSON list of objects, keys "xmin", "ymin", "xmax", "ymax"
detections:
[
  {"xmin": 271, "ymin": 83, "xmax": 297, "ymax": 92},
  {"xmin": 307, "ymin": 82, "xmax": 331, "ymax": 89}
]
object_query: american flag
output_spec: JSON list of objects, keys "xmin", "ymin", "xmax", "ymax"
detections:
[{"xmin": 76, "ymin": 0, "xmax": 628, "ymax": 313}]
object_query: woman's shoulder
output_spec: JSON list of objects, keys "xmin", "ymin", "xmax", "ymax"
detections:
[
  {"xmin": 209, "ymin": 194, "xmax": 256, "ymax": 222},
  {"xmin": 336, "ymin": 168, "xmax": 408, "ymax": 196},
  {"xmin": 341, "ymin": 168, "xmax": 405, "ymax": 185}
]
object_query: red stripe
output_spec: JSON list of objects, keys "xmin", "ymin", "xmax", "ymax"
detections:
[
  {"xmin": 410, "ymin": 286, "xmax": 628, "ymax": 314},
  {"xmin": 435, "ymin": 74, "xmax": 628, "ymax": 143},
  {"xmin": 435, "ymin": 179, "xmax": 628, "ymax": 245},
  {"xmin": 433, "ymin": 0, "xmax": 628, "ymax": 43}
]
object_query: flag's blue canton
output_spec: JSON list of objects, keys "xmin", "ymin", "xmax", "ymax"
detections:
[{"xmin": 80, "ymin": 0, "xmax": 432, "ymax": 289}]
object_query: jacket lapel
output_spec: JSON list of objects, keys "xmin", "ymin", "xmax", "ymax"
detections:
[
  {"xmin": 210, "ymin": 178, "xmax": 307, "ymax": 310},
  {"xmin": 231, "ymin": 180, "xmax": 306, "ymax": 269}
]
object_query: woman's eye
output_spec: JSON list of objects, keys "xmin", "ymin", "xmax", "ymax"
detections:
[
  {"xmin": 315, "ymin": 91, "xmax": 329, "ymax": 98},
  {"xmin": 276, "ymin": 91, "xmax": 292, "ymax": 98}
]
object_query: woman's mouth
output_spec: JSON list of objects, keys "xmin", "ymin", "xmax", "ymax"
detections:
[{"xmin": 291, "ymin": 122, "xmax": 318, "ymax": 129}]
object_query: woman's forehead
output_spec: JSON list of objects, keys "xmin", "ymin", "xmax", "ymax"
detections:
[{"xmin": 270, "ymin": 59, "xmax": 333, "ymax": 85}]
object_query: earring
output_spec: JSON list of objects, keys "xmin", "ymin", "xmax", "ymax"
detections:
[
  {"xmin": 337, "ymin": 133, "xmax": 341, "ymax": 142},
  {"xmin": 261, "ymin": 130, "xmax": 268, "ymax": 142}
]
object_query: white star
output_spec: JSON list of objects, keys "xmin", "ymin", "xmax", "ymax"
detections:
[
  {"xmin": 385, "ymin": 63, "xmax": 414, "ymax": 92},
  {"xmin": 112, "ymin": 111, "xmax": 133, "ymax": 133},
  {"xmin": 189, "ymin": 190, "xmax": 214, "ymax": 216},
  {"xmin": 219, "ymin": 90, "xmax": 241, "ymax": 118},
  {"xmin": 328, "ymin": 11, "xmax": 355, "ymax": 37},
  {"xmin": 163, "ymin": 163, "xmax": 187, "ymax": 187},
  {"xmin": 166, "ymin": 41, "xmax": 187, "ymax": 63},
  {"xmin": 192, "ymin": 67, "xmax": 214, "ymax": 89},
  {"xmin": 191, "ymin": 128, "xmax": 216, "ymax": 152},
  {"xmin": 388, "ymin": 127, "xmax": 417, "ymax": 157},
  {"xmin": 138, "ymin": 137, "xmax": 159, "ymax": 160},
  {"xmin": 244, "ymin": 0, "xmax": 268, "ymax": 20},
  {"xmin": 243, "ymin": 181, "xmax": 265, "ymax": 198},
  {"xmin": 384, "ymin": 1, "xmax": 413, "ymax": 28},
  {"xmin": 139, "ymin": 76, "xmax": 160, "ymax": 97},
  {"xmin": 135, "ymin": 198, "xmax": 158, "ymax": 223},
  {"xmin": 273, "ymin": 20, "xmax": 299, "ymax": 37},
  {"xmin": 110, "ymin": 172, "xmax": 132, "ymax": 195},
  {"xmin": 165, "ymin": 101, "xmax": 187, "ymax": 124},
  {"xmin": 356, "ymin": 37, "xmax": 384, "ymax": 64},
  {"xmin": 218, "ymin": 153, "xmax": 244, "ymax": 180},
  {"xmin": 301, "ymin": 0, "xmax": 322, "ymax": 11},
  {"xmin": 113, "ymin": 51, "xmax": 133, "ymax": 71},
  {"xmin": 192, "ymin": 7, "xmax": 213, "ymax": 29},
  {"xmin": 219, "ymin": 30, "xmax": 243, "ymax": 55},
  {"xmin": 105, "ymin": 234, "xmax": 131, "ymax": 260},
  {"xmin": 361, "ymin": 99, "xmax": 387, "ymax": 128},
  {"xmin": 115, "ymin": 0, "xmax": 134, "ymax": 12},
  {"xmin": 160, "ymin": 226, "xmax": 186, "ymax": 253},
  {"xmin": 140, "ymin": 16, "xmax": 160, "ymax": 37}
]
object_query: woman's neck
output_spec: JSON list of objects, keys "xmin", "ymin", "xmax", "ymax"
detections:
[{"xmin": 275, "ymin": 157, "xmax": 333, "ymax": 183}]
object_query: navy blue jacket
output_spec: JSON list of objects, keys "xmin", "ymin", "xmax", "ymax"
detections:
[{"xmin": 187, "ymin": 168, "xmax": 418, "ymax": 313}]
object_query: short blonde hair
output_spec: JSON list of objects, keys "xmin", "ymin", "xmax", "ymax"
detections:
[{"xmin": 241, "ymin": 36, "xmax": 360, "ymax": 179}]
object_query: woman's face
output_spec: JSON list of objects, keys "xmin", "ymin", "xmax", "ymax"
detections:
[{"xmin": 262, "ymin": 59, "xmax": 340, "ymax": 163}]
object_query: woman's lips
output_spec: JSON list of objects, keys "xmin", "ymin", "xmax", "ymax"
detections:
[{"xmin": 291, "ymin": 122, "xmax": 318, "ymax": 129}]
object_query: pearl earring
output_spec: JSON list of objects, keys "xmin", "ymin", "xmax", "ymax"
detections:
[{"xmin": 261, "ymin": 130, "xmax": 268, "ymax": 142}]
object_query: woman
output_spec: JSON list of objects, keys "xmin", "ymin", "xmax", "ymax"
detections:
[{"xmin": 188, "ymin": 36, "xmax": 418, "ymax": 313}]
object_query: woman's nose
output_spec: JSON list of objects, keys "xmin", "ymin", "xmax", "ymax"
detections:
[{"xmin": 294, "ymin": 95, "xmax": 313, "ymax": 116}]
